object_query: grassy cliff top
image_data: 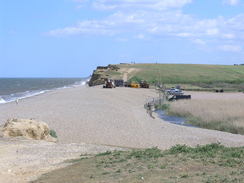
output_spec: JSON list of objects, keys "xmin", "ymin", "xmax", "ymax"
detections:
[
  {"xmin": 101, "ymin": 63, "xmax": 244, "ymax": 91},
  {"xmin": 90, "ymin": 63, "xmax": 244, "ymax": 90},
  {"xmin": 117, "ymin": 63, "xmax": 244, "ymax": 84}
]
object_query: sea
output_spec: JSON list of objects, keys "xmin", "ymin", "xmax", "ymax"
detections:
[{"xmin": 0, "ymin": 78, "xmax": 89, "ymax": 104}]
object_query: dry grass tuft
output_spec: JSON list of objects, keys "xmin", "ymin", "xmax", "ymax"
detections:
[{"xmin": 168, "ymin": 92, "xmax": 244, "ymax": 134}]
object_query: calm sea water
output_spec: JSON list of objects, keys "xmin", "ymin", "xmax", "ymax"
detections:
[
  {"xmin": 156, "ymin": 110, "xmax": 195, "ymax": 128},
  {"xmin": 0, "ymin": 78, "xmax": 88, "ymax": 104}
]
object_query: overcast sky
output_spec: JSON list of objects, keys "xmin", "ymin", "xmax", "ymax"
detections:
[{"xmin": 1, "ymin": 0, "xmax": 244, "ymax": 77}]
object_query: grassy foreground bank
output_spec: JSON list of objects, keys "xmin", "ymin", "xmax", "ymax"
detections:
[{"xmin": 33, "ymin": 144, "xmax": 244, "ymax": 183}]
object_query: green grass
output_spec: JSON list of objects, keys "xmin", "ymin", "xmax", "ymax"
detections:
[
  {"xmin": 125, "ymin": 64, "xmax": 244, "ymax": 83},
  {"xmin": 117, "ymin": 64, "xmax": 244, "ymax": 90},
  {"xmin": 33, "ymin": 144, "xmax": 244, "ymax": 183}
]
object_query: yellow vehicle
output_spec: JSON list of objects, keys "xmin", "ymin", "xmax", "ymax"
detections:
[{"xmin": 130, "ymin": 83, "xmax": 140, "ymax": 88}]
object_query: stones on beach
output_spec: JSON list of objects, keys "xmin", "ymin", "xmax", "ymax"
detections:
[{"xmin": 1, "ymin": 118, "xmax": 57, "ymax": 142}]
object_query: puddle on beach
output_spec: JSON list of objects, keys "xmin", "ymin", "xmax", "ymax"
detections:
[{"xmin": 155, "ymin": 110, "xmax": 196, "ymax": 128}]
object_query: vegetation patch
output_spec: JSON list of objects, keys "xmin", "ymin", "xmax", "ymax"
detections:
[
  {"xmin": 186, "ymin": 117, "xmax": 244, "ymax": 135},
  {"xmin": 49, "ymin": 129, "xmax": 57, "ymax": 138},
  {"xmin": 33, "ymin": 144, "xmax": 244, "ymax": 183},
  {"xmin": 167, "ymin": 95, "xmax": 244, "ymax": 135}
]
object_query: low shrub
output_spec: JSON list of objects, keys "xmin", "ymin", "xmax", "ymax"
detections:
[{"xmin": 49, "ymin": 129, "xmax": 58, "ymax": 138}]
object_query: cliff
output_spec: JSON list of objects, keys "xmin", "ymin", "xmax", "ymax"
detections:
[{"xmin": 88, "ymin": 64, "xmax": 120, "ymax": 86}]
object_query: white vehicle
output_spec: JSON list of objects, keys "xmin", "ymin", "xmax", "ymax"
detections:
[{"xmin": 166, "ymin": 88, "xmax": 184, "ymax": 95}]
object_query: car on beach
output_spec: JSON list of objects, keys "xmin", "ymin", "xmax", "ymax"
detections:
[{"xmin": 166, "ymin": 88, "xmax": 184, "ymax": 95}]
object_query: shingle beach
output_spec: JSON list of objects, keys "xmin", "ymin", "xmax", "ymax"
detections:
[{"xmin": 1, "ymin": 85, "xmax": 244, "ymax": 149}]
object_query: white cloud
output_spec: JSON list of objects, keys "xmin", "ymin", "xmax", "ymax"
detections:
[
  {"xmin": 224, "ymin": 0, "xmax": 240, "ymax": 6},
  {"xmin": 219, "ymin": 45, "xmax": 242, "ymax": 52},
  {"xmin": 48, "ymin": 9, "xmax": 244, "ymax": 42},
  {"xmin": 76, "ymin": 0, "xmax": 193, "ymax": 11},
  {"xmin": 176, "ymin": 32, "xmax": 194, "ymax": 37},
  {"xmin": 222, "ymin": 33, "xmax": 236, "ymax": 39},
  {"xmin": 48, "ymin": 0, "xmax": 244, "ymax": 52},
  {"xmin": 206, "ymin": 28, "xmax": 219, "ymax": 36},
  {"xmin": 193, "ymin": 39, "xmax": 206, "ymax": 45},
  {"xmin": 49, "ymin": 20, "xmax": 117, "ymax": 36},
  {"xmin": 135, "ymin": 33, "xmax": 146, "ymax": 39}
]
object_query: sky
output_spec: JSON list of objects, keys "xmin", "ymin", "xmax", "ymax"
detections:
[{"xmin": 1, "ymin": 0, "xmax": 244, "ymax": 77}]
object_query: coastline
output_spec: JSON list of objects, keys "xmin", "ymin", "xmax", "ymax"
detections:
[
  {"xmin": 0, "ymin": 78, "xmax": 89, "ymax": 105},
  {"xmin": 1, "ymin": 85, "xmax": 244, "ymax": 182}
]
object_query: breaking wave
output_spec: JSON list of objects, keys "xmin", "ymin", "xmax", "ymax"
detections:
[{"xmin": 0, "ymin": 78, "xmax": 89, "ymax": 105}]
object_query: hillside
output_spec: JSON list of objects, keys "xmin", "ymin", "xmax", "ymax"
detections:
[{"xmin": 89, "ymin": 64, "xmax": 244, "ymax": 91}]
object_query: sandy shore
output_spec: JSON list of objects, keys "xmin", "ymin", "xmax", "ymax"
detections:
[{"xmin": 1, "ymin": 85, "xmax": 244, "ymax": 149}]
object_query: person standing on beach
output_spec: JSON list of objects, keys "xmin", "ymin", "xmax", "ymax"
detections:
[{"xmin": 15, "ymin": 99, "xmax": 19, "ymax": 105}]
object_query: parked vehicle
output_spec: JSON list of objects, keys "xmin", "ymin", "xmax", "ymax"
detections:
[
  {"xmin": 130, "ymin": 83, "xmax": 140, "ymax": 88},
  {"xmin": 166, "ymin": 88, "xmax": 184, "ymax": 95},
  {"xmin": 124, "ymin": 82, "xmax": 130, "ymax": 87},
  {"xmin": 168, "ymin": 95, "xmax": 191, "ymax": 101},
  {"xmin": 140, "ymin": 81, "xmax": 149, "ymax": 88},
  {"xmin": 103, "ymin": 79, "xmax": 115, "ymax": 88},
  {"xmin": 166, "ymin": 87, "xmax": 191, "ymax": 101},
  {"xmin": 114, "ymin": 80, "xmax": 124, "ymax": 87}
]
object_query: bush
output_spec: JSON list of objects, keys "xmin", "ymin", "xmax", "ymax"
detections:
[{"xmin": 49, "ymin": 129, "xmax": 58, "ymax": 138}]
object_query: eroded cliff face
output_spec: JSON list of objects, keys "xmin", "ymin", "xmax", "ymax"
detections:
[
  {"xmin": 88, "ymin": 72, "xmax": 106, "ymax": 86},
  {"xmin": 88, "ymin": 64, "xmax": 120, "ymax": 86}
]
